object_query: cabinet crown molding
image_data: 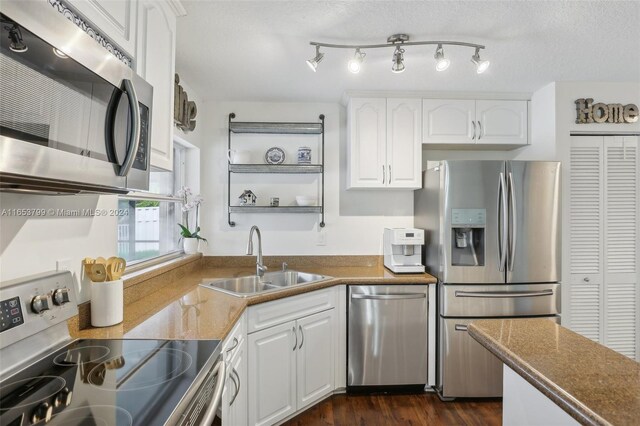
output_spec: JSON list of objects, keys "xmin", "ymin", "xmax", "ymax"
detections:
[
  {"xmin": 165, "ymin": 0, "xmax": 187, "ymax": 17},
  {"xmin": 341, "ymin": 91, "xmax": 532, "ymax": 107}
]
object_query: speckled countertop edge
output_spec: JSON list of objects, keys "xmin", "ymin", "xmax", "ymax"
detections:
[{"xmin": 468, "ymin": 322, "xmax": 610, "ymax": 426}]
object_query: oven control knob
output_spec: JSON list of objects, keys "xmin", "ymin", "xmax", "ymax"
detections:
[
  {"xmin": 31, "ymin": 401, "xmax": 52, "ymax": 424},
  {"xmin": 54, "ymin": 387, "xmax": 72, "ymax": 408},
  {"xmin": 52, "ymin": 288, "xmax": 71, "ymax": 306},
  {"xmin": 30, "ymin": 295, "xmax": 50, "ymax": 314}
]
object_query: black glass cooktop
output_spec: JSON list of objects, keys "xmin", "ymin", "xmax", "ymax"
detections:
[{"xmin": 0, "ymin": 339, "xmax": 220, "ymax": 426}]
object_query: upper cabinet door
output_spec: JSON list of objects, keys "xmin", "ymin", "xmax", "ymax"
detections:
[
  {"xmin": 67, "ymin": 0, "xmax": 137, "ymax": 56},
  {"xmin": 476, "ymin": 100, "xmax": 528, "ymax": 145},
  {"xmin": 137, "ymin": 0, "xmax": 176, "ymax": 171},
  {"xmin": 422, "ymin": 99, "xmax": 475, "ymax": 144},
  {"xmin": 387, "ymin": 99, "xmax": 422, "ymax": 189},
  {"xmin": 348, "ymin": 98, "xmax": 387, "ymax": 188}
]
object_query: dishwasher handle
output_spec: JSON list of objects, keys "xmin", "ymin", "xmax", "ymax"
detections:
[
  {"xmin": 454, "ymin": 289, "xmax": 554, "ymax": 298},
  {"xmin": 351, "ymin": 293, "xmax": 426, "ymax": 301}
]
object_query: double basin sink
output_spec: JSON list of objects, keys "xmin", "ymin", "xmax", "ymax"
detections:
[{"xmin": 200, "ymin": 270, "xmax": 331, "ymax": 297}]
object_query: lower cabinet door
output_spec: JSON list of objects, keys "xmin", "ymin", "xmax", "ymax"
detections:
[
  {"xmin": 296, "ymin": 309, "xmax": 335, "ymax": 411},
  {"xmin": 248, "ymin": 321, "xmax": 297, "ymax": 426},
  {"xmin": 226, "ymin": 338, "xmax": 247, "ymax": 426}
]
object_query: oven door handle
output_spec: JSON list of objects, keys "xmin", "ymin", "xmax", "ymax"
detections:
[
  {"xmin": 454, "ymin": 289, "xmax": 554, "ymax": 298},
  {"xmin": 200, "ymin": 359, "xmax": 226, "ymax": 426},
  {"xmin": 117, "ymin": 79, "xmax": 141, "ymax": 177}
]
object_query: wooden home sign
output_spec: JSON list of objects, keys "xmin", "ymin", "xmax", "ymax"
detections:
[
  {"xmin": 575, "ymin": 98, "xmax": 639, "ymax": 124},
  {"xmin": 174, "ymin": 74, "xmax": 197, "ymax": 132}
]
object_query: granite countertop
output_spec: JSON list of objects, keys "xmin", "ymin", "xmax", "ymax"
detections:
[
  {"xmin": 71, "ymin": 265, "xmax": 435, "ymax": 341},
  {"xmin": 468, "ymin": 318, "xmax": 640, "ymax": 426}
]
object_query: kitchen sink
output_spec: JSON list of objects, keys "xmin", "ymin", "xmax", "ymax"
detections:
[{"xmin": 200, "ymin": 270, "xmax": 331, "ymax": 297}]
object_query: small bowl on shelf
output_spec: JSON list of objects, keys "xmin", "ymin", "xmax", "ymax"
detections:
[{"xmin": 295, "ymin": 195, "xmax": 317, "ymax": 206}]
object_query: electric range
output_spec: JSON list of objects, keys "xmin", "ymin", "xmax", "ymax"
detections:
[{"xmin": 0, "ymin": 271, "xmax": 224, "ymax": 426}]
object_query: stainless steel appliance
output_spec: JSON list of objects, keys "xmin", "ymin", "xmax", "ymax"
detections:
[
  {"xmin": 0, "ymin": 271, "xmax": 224, "ymax": 425},
  {"xmin": 415, "ymin": 160, "xmax": 561, "ymax": 399},
  {"xmin": 383, "ymin": 228, "xmax": 426, "ymax": 274},
  {"xmin": 347, "ymin": 285, "xmax": 428, "ymax": 392},
  {"xmin": 0, "ymin": 1, "xmax": 152, "ymax": 194}
]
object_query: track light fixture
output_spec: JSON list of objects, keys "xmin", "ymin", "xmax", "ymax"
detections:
[
  {"xmin": 391, "ymin": 45, "xmax": 405, "ymax": 73},
  {"xmin": 471, "ymin": 47, "xmax": 490, "ymax": 74},
  {"xmin": 434, "ymin": 44, "xmax": 450, "ymax": 72},
  {"xmin": 306, "ymin": 34, "xmax": 488, "ymax": 75},
  {"xmin": 347, "ymin": 48, "xmax": 365, "ymax": 74},
  {"xmin": 306, "ymin": 45, "xmax": 324, "ymax": 72},
  {"xmin": 5, "ymin": 25, "xmax": 27, "ymax": 53}
]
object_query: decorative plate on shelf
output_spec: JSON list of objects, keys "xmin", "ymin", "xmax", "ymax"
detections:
[{"xmin": 265, "ymin": 147, "xmax": 285, "ymax": 164}]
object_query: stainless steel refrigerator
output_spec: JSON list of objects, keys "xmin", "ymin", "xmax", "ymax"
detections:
[{"xmin": 415, "ymin": 160, "xmax": 561, "ymax": 399}]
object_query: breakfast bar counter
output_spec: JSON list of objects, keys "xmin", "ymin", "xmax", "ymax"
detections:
[{"xmin": 468, "ymin": 318, "xmax": 640, "ymax": 426}]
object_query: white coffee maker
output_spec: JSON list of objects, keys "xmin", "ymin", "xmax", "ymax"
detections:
[{"xmin": 383, "ymin": 228, "xmax": 425, "ymax": 273}]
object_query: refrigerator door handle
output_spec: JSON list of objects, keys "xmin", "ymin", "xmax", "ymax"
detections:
[
  {"xmin": 455, "ymin": 289, "xmax": 554, "ymax": 298},
  {"xmin": 507, "ymin": 172, "xmax": 517, "ymax": 271},
  {"xmin": 497, "ymin": 173, "xmax": 508, "ymax": 272}
]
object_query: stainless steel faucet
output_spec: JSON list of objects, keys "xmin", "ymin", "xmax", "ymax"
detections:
[{"xmin": 246, "ymin": 225, "xmax": 268, "ymax": 277}]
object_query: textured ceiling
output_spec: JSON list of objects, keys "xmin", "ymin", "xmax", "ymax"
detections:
[{"xmin": 176, "ymin": 0, "xmax": 640, "ymax": 102}]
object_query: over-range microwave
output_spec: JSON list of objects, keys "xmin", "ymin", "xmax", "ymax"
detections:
[{"xmin": 0, "ymin": 1, "xmax": 152, "ymax": 194}]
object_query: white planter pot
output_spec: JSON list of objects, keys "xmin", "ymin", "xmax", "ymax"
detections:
[{"xmin": 183, "ymin": 238, "xmax": 200, "ymax": 254}]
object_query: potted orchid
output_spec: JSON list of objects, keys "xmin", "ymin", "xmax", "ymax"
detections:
[{"xmin": 177, "ymin": 186, "xmax": 207, "ymax": 254}]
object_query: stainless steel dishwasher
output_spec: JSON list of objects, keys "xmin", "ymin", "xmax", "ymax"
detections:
[{"xmin": 347, "ymin": 285, "xmax": 428, "ymax": 392}]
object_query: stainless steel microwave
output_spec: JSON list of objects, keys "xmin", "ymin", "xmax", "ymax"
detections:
[{"xmin": 0, "ymin": 1, "xmax": 152, "ymax": 194}]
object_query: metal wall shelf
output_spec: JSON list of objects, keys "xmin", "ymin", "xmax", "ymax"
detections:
[
  {"xmin": 229, "ymin": 164, "xmax": 323, "ymax": 174},
  {"xmin": 229, "ymin": 206, "xmax": 322, "ymax": 214},
  {"xmin": 228, "ymin": 112, "xmax": 326, "ymax": 227},
  {"xmin": 229, "ymin": 121, "xmax": 323, "ymax": 134}
]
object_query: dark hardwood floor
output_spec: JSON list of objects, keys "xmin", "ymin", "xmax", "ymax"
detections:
[{"xmin": 283, "ymin": 393, "xmax": 502, "ymax": 426}]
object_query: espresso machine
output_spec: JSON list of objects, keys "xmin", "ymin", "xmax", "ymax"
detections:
[{"xmin": 383, "ymin": 228, "xmax": 425, "ymax": 273}]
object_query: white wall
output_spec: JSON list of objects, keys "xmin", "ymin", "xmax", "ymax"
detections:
[
  {"xmin": 199, "ymin": 101, "xmax": 414, "ymax": 256},
  {"xmin": 0, "ymin": 194, "xmax": 118, "ymax": 303}
]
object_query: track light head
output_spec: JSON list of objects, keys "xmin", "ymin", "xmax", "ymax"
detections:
[
  {"xmin": 306, "ymin": 46, "xmax": 324, "ymax": 72},
  {"xmin": 471, "ymin": 47, "xmax": 490, "ymax": 74},
  {"xmin": 6, "ymin": 25, "xmax": 27, "ymax": 53},
  {"xmin": 347, "ymin": 49, "xmax": 365, "ymax": 74},
  {"xmin": 391, "ymin": 45, "xmax": 405, "ymax": 73},
  {"xmin": 434, "ymin": 44, "xmax": 450, "ymax": 72}
]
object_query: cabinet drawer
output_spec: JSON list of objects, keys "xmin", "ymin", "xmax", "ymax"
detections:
[
  {"xmin": 247, "ymin": 288, "xmax": 335, "ymax": 333},
  {"xmin": 223, "ymin": 312, "xmax": 247, "ymax": 359}
]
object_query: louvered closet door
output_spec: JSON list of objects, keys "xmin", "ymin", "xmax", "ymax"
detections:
[
  {"xmin": 569, "ymin": 137, "xmax": 604, "ymax": 342},
  {"xmin": 603, "ymin": 136, "xmax": 638, "ymax": 359}
]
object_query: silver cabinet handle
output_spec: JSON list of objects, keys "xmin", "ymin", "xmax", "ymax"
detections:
[
  {"xmin": 455, "ymin": 324, "xmax": 468, "ymax": 331},
  {"xmin": 117, "ymin": 79, "xmax": 141, "ymax": 177},
  {"xmin": 507, "ymin": 172, "xmax": 516, "ymax": 271},
  {"xmin": 201, "ymin": 359, "xmax": 226, "ymax": 426},
  {"xmin": 229, "ymin": 367, "xmax": 240, "ymax": 406},
  {"xmin": 298, "ymin": 325, "xmax": 304, "ymax": 349},
  {"xmin": 472, "ymin": 121, "xmax": 476, "ymax": 140},
  {"xmin": 351, "ymin": 293, "xmax": 426, "ymax": 300},
  {"xmin": 497, "ymin": 172, "xmax": 508, "ymax": 272},
  {"xmin": 455, "ymin": 289, "xmax": 554, "ymax": 298},
  {"xmin": 382, "ymin": 165, "xmax": 386, "ymax": 185},
  {"xmin": 226, "ymin": 337, "xmax": 239, "ymax": 355},
  {"xmin": 478, "ymin": 120, "xmax": 483, "ymax": 140},
  {"xmin": 292, "ymin": 326, "xmax": 297, "ymax": 351},
  {"xmin": 583, "ymin": 277, "xmax": 590, "ymax": 282},
  {"xmin": 388, "ymin": 165, "xmax": 391, "ymax": 183}
]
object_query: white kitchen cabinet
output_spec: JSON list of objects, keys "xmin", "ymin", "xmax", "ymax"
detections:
[
  {"xmin": 387, "ymin": 98, "xmax": 422, "ymax": 188},
  {"xmin": 248, "ymin": 321, "xmax": 297, "ymax": 426},
  {"xmin": 475, "ymin": 100, "xmax": 528, "ymax": 145},
  {"xmin": 136, "ymin": 0, "xmax": 177, "ymax": 170},
  {"xmin": 296, "ymin": 309, "xmax": 335, "ymax": 411},
  {"xmin": 568, "ymin": 136, "xmax": 639, "ymax": 360},
  {"xmin": 422, "ymin": 99, "xmax": 475, "ymax": 145},
  {"xmin": 222, "ymin": 337, "xmax": 248, "ymax": 426},
  {"xmin": 347, "ymin": 97, "xmax": 421, "ymax": 189},
  {"xmin": 422, "ymin": 99, "xmax": 528, "ymax": 148},
  {"xmin": 67, "ymin": 0, "xmax": 138, "ymax": 57}
]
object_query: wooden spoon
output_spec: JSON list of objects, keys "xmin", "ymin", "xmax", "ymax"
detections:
[
  {"xmin": 108, "ymin": 258, "xmax": 126, "ymax": 280},
  {"xmin": 89, "ymin": 263, "xmax": 107, "ymax": 282}
]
